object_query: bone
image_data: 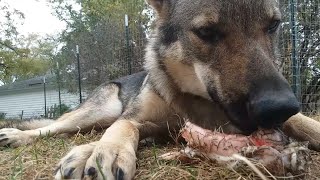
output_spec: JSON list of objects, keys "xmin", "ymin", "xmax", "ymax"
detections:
[{"xmin": 283, "ymin": 113, "xmax": 320, "ymax": 151}]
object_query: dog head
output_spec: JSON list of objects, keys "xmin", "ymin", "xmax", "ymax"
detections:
[{"xmin": 146, "ymin": 0, "xmax": 300, "ymax": 132}]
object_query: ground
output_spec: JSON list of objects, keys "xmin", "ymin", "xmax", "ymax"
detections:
[{"xmin": 0, "ymin": 117, "xmax": 320, "ymax": 180}]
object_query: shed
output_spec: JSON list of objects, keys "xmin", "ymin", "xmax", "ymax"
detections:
[{"xmin": 0, "ymin": 76, "xmax": 82, "ymax": 119}]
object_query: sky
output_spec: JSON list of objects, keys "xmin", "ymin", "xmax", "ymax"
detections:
[
  {"xmin": 0, "ymin": 0, "xmax": 67, "ymax": 86},
  {"xmin": 2, "ymin": 0, "xmax": 66, "ymax": 37}
]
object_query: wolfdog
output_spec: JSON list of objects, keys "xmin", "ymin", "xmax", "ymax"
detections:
[{"xmin": 1, "ymin": 0, "xmax": 320, "ymax": 179}]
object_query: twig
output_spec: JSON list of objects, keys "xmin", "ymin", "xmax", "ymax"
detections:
[{"xmin": 232, "ymin": 154, "xmax": 269, "ymax": 180}]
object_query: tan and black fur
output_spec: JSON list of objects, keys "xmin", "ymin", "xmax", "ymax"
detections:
[{"xmin": 1, "ymin": 0, "xmax": 320, "ymax": 179}]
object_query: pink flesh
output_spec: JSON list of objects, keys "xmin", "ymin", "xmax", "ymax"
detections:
[
  {"xmin": 181, "ymin": 122, "xmax": 287, "ymax": 156},
  {"xmin": 161, "ymin": 122, "xmax": 310, "ymax": 175}
]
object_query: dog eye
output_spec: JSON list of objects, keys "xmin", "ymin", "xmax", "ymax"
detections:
[
  {"xmin": 194, "ymin": 27, "xmax": 224, "ymax": 43},
  {"xmin": 268, "ymin": 20, "xmax": 281, "ymax": 34}
]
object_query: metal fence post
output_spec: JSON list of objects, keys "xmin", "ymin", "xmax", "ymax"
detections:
[
  {"xmin": 289, "ymin": 0, "xmax": 301, "ymax": 103},
  {"xmin": 76, "ymin": 45, "xmax": 83, "ymax": 104},
  {"xmin": 43, "ymin": 76, "xmax": 47, "ymax": 118},
  {"xmin": 125, "ymin": 14, "xmax": 132, "ymax": 75},
  {"xmin": 56, "ymin": 62, "xmax": 62, "ymax": 115},
  {"xmin": 20, "ymin": 110, "xmax": 23, "ymax": 120}
]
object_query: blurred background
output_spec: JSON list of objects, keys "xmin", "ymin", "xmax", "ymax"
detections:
[{"xmin": 0, "ymin": 0, "xmax": 319, "ymax": 120}]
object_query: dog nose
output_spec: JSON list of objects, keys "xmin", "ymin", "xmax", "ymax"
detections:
[{"xmin": 249, "ymin": 90, "xmax": 300, "ymax": 129}]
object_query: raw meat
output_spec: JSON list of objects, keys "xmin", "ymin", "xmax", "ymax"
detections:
[{"xmin": 161, "ymin": 122, "xmax": 311, "ymax": 176}]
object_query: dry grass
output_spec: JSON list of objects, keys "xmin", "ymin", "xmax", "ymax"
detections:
[
  {"xmin": 313, "ymin": 115, "xmax": 320, "ymax": 121},
  {"xmin": 0, "ymin": 130, "xmax": 320, "ymax": 180},
  {"xmin": 1, "ymin": 115, "xmax": 320, "ymax": 180}
]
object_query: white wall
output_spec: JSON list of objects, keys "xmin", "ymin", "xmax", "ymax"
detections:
[{"xmin": 0, "ymin": 88, "xmax": 84, "ymax": 119}]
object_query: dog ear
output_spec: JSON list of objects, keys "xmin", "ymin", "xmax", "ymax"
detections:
[{"xmin": 146, "ymin": 0, "xmax": 171, "ymax": 15}]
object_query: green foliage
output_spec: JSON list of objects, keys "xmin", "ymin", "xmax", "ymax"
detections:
[
  {"xmin": 279, "ymin": 0, "xmax": 320, "ymax": 113},
  {"xmin": 81, "ymin": 0, "xmax": 147, "ymax": 20},
  {"xmin": 0, "ymin": 2, "xmax": 56, "ymax": 85},
  {"xmin": 47, "ymin": 104, "xmax": 71, "ymax": 119},
  {"xmin": 48, "ymin": 0, "xmax": 149, "ymax": 92},
  {"xmin": 0, "ymin": 1, "xmax": 24, "ymax": 41},
  {"xmin": 0, "ymin": 112, "xmax": 6, "ymax": 120},
  {"xmin": 0, "ymin": 34, "xmax": 54, "ymax": 84}
]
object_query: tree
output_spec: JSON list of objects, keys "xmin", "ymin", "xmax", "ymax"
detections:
[
  {"xmin": 0, "ymin": 34, "xmax": 54, "ymax": 84},
  {"xmin": 279, "ymin": 0, "xmax": 320, "ymax": 114},
  {"xmin": 49, "ymin": 0, "xmax": 149, "ymax": 92},
  {"xmin": 0, "ymin": 2, "xmax": 56, "ymax": 85},
  {"xmin": 0, "ymin": 1, "xmax": 24, "ymax": 51}
]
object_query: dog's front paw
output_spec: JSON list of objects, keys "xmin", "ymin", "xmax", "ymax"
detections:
[
  {"xmin": 84, "ymin": 142, "xmax": 136, "ymax": 180},
  {"xmin": 54, "ymin": 143, "xmax": 97, "ymax": 179},
  {"xmin": 55, "ymin": 142, "xmax": 136, "ymax": 180},
  {"xmin": 0, "ymin": 128, "xmax": 35, "ymax": 148}
]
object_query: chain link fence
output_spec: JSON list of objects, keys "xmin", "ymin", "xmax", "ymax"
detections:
[
  {"xmin": 280, "ymin": 0, "xmax": 320, "ymax": 116},
  {"xmin": 0, "ymin": 0, "xmax": 319, "ymax": 119}
]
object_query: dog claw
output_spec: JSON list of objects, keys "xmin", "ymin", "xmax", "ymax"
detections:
[
  {"xmin": 0, "ymin": 128, "xmax": 33, "ymax": 147},
  {"xmin": 54, "ymin": 165, "xmax": 61, "ymax": 175},
  {"xmin": 0, "ymin": 138, "xmax": 8, "ymax": 143},
  {"xmin": 63, "ymin": 168, "xmax": 75, "ymax": 179},
  {"xmin": 85, "ymin": 167, "xmax": 97, "ymax": 177},
  {"xmin": 116, "ymin": 168, "xmax": 124, "ymax": 180}
]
